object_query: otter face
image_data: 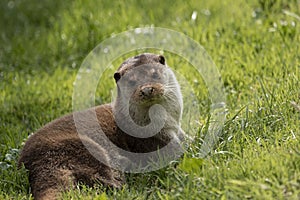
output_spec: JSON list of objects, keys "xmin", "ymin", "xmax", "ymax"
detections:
[
  {"xmin": 114, "ymin": 54, "xmax": 168, "ymax": 106},
  {"xmin": 113, "ymin": 53, "xmax": 183, "ymax": 131}
]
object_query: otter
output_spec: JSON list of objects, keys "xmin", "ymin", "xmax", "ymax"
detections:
[{"xmin": 18, "ymin": 53, "xmax": 185, "ymax": 200}]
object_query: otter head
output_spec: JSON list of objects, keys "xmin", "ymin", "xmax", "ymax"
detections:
[
  {"xmin": 113, "ymin": 53, "xmax": 183, "ymax": 136},
  {"xmin": 114, "ymin": 53, "xmax": 167, "ymax": 107}
]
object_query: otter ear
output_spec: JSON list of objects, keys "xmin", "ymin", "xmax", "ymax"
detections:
[
  {"xmin": 158, "ymin": 55, "xmax": 165, "ymax": 65},
  {"xmin": 114, "ymin": 72, "xmax": 121, "ymax": 82}
]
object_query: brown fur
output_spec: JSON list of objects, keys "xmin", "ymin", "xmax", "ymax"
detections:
[{"xmin": 18, "ymin": 53, "xmax": 184, "ymax": 200}]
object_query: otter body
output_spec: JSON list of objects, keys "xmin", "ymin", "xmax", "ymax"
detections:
[{"xmin": 19, "ymin": 53, "xmax": 185, "ymax": 200}]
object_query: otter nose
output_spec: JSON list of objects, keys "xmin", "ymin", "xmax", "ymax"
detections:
[{"xmin": 141, "ymin": 86, "xmax": 154, "ymax": 97}]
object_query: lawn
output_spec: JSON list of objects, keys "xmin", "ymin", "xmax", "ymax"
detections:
[{"xmin": 0, "ymin": 0, "xmax": 299, "ymax": 199}]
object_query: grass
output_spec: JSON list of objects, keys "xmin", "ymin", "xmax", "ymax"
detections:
[{"xmin": 0, "ymin": 0, "xmax": 299, "ymax": 199}]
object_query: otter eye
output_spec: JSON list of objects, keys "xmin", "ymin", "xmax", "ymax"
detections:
[
  {"xmin": 114, "ymin": 72, "xmax": 121, "ymax": 82},
  {"xmin": 152, "ymin": 72, "xmax": 160, "ymax": 79},
  {"xmin": 128, "ymin": 80, "xmax": 136, "ymax": 86},
  {"xmin": 158, "ymin": 55, "xmax": 165, "ymax": 65}
]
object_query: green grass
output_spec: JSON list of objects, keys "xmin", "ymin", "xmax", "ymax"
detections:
[{"xmin": 1, "ymin": 0, "xmax": 299, "ymax": 199}]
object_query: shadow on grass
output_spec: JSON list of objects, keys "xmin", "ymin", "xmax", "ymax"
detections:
[
  {"xmin": 0, "ymin": 0, "xmax": 79, "ymax": 73},
  {"xmin": 0, "ymin": 0, "xmax": 72, "ymax": 34}
]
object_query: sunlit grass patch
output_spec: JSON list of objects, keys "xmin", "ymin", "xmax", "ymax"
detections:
[{"xmin": 0, "ymin": 0, "xmax": 299, "ymax": 199}]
